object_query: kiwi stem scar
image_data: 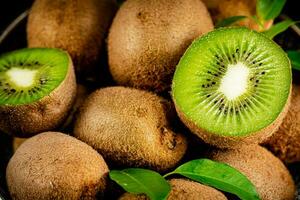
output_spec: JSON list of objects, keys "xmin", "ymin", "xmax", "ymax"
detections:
[
  {"xmin": 218, "ymin": 62, "xmax": 250, "ymax": 100},
  {"xmin": 6, "ymin": 68, "xmax": 38, "ymax": 88}
]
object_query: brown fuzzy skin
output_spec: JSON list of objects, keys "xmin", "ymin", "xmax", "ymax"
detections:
[
  {"xmin": 174, "ymin": 86, "xmax": 291, "ymax": 148},
  {"xmin": 119, "ymin": 179, "xmax": 227, "ymax": 200},
  {"xmin": 264, "ymin": 84, "xmax": 300, "ymax": 163},
  {"xmin": 208, "ymin": 145, "xmax": 295, "ymax": 200},
  {"xmin": 108, "ymin": 0, "xmax": 213, "ymax": 92},
  {"xmin": 74, "ymin": 86, "xmax": 187, "ymax": 172},
  {"xmin": 6, "ymin": 132, "xmax": 109, "ymax": 200},
  {"xmin": 0, "ymin": 56, "xmax": 76, "ymax": 138},
  {"xmin": 27, "ymin": 0, "xmax": 117, "ymax": 77},
  {"xmin": 201, "ymin": 0, "xmax": 273, "ymax": 31}
]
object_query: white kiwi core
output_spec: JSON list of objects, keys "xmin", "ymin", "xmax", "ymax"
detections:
[
  {"xmin": 6, "ymin": 68, "xmax": 37, "ymax": 88},
  {"xmin": 218, "ymin": 62, "xmax": 250, "ymax": 100}
]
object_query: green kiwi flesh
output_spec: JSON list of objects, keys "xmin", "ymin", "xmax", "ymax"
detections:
[
  {"xmin": 208, "ymin": 145, "xmax": 295, "ymax": 200},
  {"xmin": 6, "ymin": 132, "xmax": 109, "ymax": 200},
  {"xmin": 108, "ymin": 0, "xmax": 214, "ymax": 92},
  {"xmin": 74, "ymin": 86, "xmax": 187, "ymax": 172},
  {"xmin": 264, "ymin": 84, "xmax": 300, "ymax": 163},
  {"xmin": 0, "ymin": 48, "xmax": 76, "ymax": 137},
  {"xmin": 119, "ymin": 178, "xmax": 227, "ymax": 200},
  {"xmin": 172, "ymin": 27, "xmax": 291, "ymax": 147},
  {"xmin": 27, "ymin": 0, "xmax": 117, "ymax": 77}
]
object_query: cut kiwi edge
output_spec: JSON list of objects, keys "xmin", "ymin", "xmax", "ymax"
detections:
[
  {"xmin": 0, "ymin": 53, "xmax": 76, "ymax": 138},
  {"xmin": 174, "ymin": 85, "xmax": 292, "ymax": 149}
]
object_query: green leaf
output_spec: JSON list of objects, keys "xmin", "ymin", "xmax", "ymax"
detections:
[
  {"xmin": 287, "ymin": 50, "xmax": 300, "ymax": 71},
  {"xmin": 256, "ymin": 0, "xmax": 287, "ymax": 20},
  {"xmin": 263, "ymin": 20, "xmax": 296, "ymax": 39},
  {"xmin": 165, "ymin": 159, "xmax": 260, "ymax": 200},
  {"xmin": 215, "ymin": 16, "xmax": 247, "ymax": 28},
  {"xmin": 109, "ymin": 168, "xmax": 171, "ymax": 200}
]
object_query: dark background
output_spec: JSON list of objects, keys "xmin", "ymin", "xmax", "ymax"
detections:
[{"xmin": 0, "ymin": 0, "xmax": 300, "ymax": 199}]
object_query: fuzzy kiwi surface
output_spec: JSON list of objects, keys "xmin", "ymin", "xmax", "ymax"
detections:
[
  {"xmin": 6, "ymin": 132, "xmax": 109, "ymax": 200},
  {"xmin": 27, "ymin": 0, "xmax": 117, "ymax": 78},
  {"xmin": 108, "ymin": 0, "xmax": 213, "ymax": 92},
  {"xmin": 172, "ymin": 27, "xmax": 291, "ymax": 148},
  {"xmin": 0, "ymin": 48, "xmax": 76, "ymax": 137},
  {"xmin": 202, "ymin": 0, "xmax": 273, "ymax": 30},
  {"xmin": 263, "ymin": 84, "xmax": 300, "ymax": 163},
  {"xmin": 208, "ymin": 145, "xmax": 295, "ymax": 200},
  {"xmin": 74, "ymin": 86, "xmax": 187, "ymax": 172},
  {"xmin": 119, "ymin": 178, "xmax": 227, "ymax": 200}
]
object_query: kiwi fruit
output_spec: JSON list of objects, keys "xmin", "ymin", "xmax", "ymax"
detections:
[
  {"xmin": 172, "ymin": 27, "xmax": 291, "ymax": 148},
  {"xmin": 208, "ymin": 145, "xmax": 295, "ymax": 200},
  {"xmin": 201, "ymin": 0, "xmax": 273, "ymax": 31},
  {"xmin": 0, "ymin": 48, "xmax": 76, "ymax": 137},
  {"xmin": 6, "ymin": 132, "xmax": 109, "ymax": 200},
  {"xmin": 108, "ymin": 0, "xmax": 213, "ymax": 92},
  {"xmin": 119, "ymin": 178, "xmax": 227, "ymax": 200},
  {"xmin": 27, "ymin": 0, "xmax": 117, "ymax": 77},
  {"xmin": 74, "ymin": 86, "xmax": 187, "ymax": 172},
  {"xmin": 263, "ymin": 84, "xmax": 300, "ymax": 163}
]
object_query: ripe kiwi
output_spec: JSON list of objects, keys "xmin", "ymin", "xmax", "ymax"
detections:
[
  {"xmin": 201, "ymin": 0, "xmax": 273, "ymax": 31},
  {"xmin": 74, "ymin": 86, "xmax": 187, "ymax": 172},
  {"xmin": 172, "ymin": 27, "xmax": 291, "ymax": 148},
  {"xmin": 108, "ymin": 0, "xmax": 213, "ymax": 92},
  {"xmin": 6, "ymin": 132, "xmax": 109, "ymax": 200},
  {"xmin": 0, "ymin": 48, "xmax": 76, "ymax": 137},
  {"xmin": 263, "ymin": 84, "xmax": 300, "ymax": 163},
  {"xmin": 208, "ymin": 145, "xmax": 295, "ymax": 200},
  {"xmin": 27, "ymin": 0, "xmax": 117, "ymax": 77},
  {"xmin": 119, "ymin": 178, "xmax": 227, "ymax": 200}
]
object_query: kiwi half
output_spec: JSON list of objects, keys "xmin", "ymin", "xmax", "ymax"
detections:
[
  {"xmin": 172, "ymin": 27, "xmax": 291, "ymax": 148},
  {"xmin": 0, "ymin": 48, "xmax": 76, "ymax": 137},
  {"xmin": 27, "ymin": 0, "xmax": 117, "ymax": 78},
  {"xmin": 119, "ymin": 178, "xmax": 227, "ymax": 200},
  {"xmin": 6, "ymin": 132, "xmax": 109, "ymax": 200},
  {"xmin": 108, "ymin": 0, "xmax": 213, "ymax": 92},
  {"xmin": 74, "ymin": 86, "xmax": 187, "ymax": 172},
  {"xmin": 264, "ymin": 84, "xmax": 300, "ymax": 163},
  {"xmin": 208, "ymin": 145, "xmax": 295, "ymax": 200}
]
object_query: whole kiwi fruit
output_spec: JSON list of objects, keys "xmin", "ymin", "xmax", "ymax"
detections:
[
  {"xmin": 208, "ymin": 145, "xmax": 295, "ymax": 200},
  {"xmin": 119, "ymin": 178, "xmax": 227, "ymax": 200},
  {"xmin": 0, "ymin": 48, "xmax": 76, "ymax": 137},
  {"xmin": 6, "ymin": 132, "xmax": 109, "ymax": 200},
  {"xmin": 201, "ymin": 0, "xmax": 273, "ymax": 31},
  {"xmin": 74, "ymin": 86, "xmax": 187, "ymax": 172},
  {"xmin": 27, "ymin": 0, "xmax": 117, "ymax": 77},
  {"xmin": 264, "ymin": 84, "xmax": 300, "ymax": 163},
  {"xmin": 108, "ymin": 0, "xmax": 213, "ymax": 92}
]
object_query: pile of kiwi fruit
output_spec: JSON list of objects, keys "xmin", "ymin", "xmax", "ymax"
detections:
[{"xmin": 0, "ymin": 0, "xmax": 298, "ymax": 199}]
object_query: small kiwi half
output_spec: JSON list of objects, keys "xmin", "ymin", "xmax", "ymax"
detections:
[
  {"xmin": 0, "ymin": 48, "xmax": 76, "ymax": 137},
  {"xmin": 172, "ymin": 27, "xmax": 291, "ymax": 148},
  {"xmin": 119, "ymin": 178, "xmax": 227, "ymax": 200},
  {"xmin": 264, "ymin": 84, "xmax": 300, "ymax": 163},
  {"xmin": 74, "ymin": 86, "xmax": 187, "ymax": 172},
  {"xmin": 208, "ymin": 145, "xmax": 295, "ymax": 200},
  {"xmin": 108, "ymin": 0, "xmax": 213, "ymax": 92},
  {"xmin": 6, "ymin": 132, "xmax": 109, "ymax": 200},
  {"xmin": 27, "ymin": 0, "xmax": 117, "ymax": 78}
]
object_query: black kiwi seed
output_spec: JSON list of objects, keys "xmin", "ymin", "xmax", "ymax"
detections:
[
  {"xmin": 212, "ymin": 82, "xmax": 216, "ymax": 85},
  {"xmin": 261, "ymin": 71, "xmax": 265, "ymax": 74},
  {"xmin": 10, "ymin": 89, "xmax": 16, "ymax": 93},
  {"xmin": 256, "ymin": 80, "xmax": 259, "ymax": 83},
  {"xmin": 236, "ymin": 49, "xmax": 239, "ymax": 53},
  {"xmin": 207, "ymin": 94, "xmax": 211, "ymax": 98}
]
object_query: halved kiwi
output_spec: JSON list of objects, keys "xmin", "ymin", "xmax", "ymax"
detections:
[
  {"xmin": 172, "ymin": 27, "xmax": 291, "ymax": 148},
  {"xmin": 6, "ymin": 132, "xmax": 109, "ymax": 200},
  {"xmin": 74, "ymin": 86, "xmax": 187, "ymax": 172},
  {"xmin": 0, "ymin": 48, "xmax": 76, "ymax": 137}
]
